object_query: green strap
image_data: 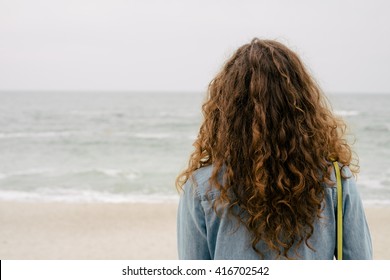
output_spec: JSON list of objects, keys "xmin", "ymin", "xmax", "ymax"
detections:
[{"xmin": 333, "ymin": 161, "xmax": 343, "ymax": 260}]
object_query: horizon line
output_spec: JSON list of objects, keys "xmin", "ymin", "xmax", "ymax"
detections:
[{"xmin": 0, "ymin": 89, "xmax": 389, "ymax": 95}]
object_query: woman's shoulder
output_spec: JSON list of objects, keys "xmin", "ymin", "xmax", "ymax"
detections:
[
  {"xmin": 340, "ymin": 165, "xmax": 363, "ymax": 201},
  {"xmin": 334, "ymin": 164, "xmax": 358, "ymax": 194},
  {"xmin": 192, "ymin": 165, "xmax": 214, "ymax": 186},
  {"xmin": 183, "ymin": 165, "xmax": 221, "ymax": 201},
  {"xmin": 327, "ymin": 164, "xmax": 363, "ymax": 206}
]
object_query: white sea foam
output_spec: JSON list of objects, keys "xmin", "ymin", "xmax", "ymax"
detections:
[
  {"xmin": 0, "ymin": 168, "xmax": 55, "ymax": 178},
  {"xmin": 358, "ymin": 180, "xmax": 384, "ymax": 190},
  {"xmin": 134, "ymin": 132, "xmax": 172, "ymax": 139},
  {"xmin": 0, "ymin": 131, "xmax": 75, "ymax": 139},
  {"xmin": 0, "ymin": 168, "xmax": 140, "ymax": 181},
  {"xmin": 334, "ymin": 110, "xmax": 360, "ymax": 116},
  {"xmin": 91, "ymin": 168, "xmax": 140, "ymax": 180},
  {"xmin": 158, "ymin": 111, "xmax": 200, "ymax": 118},
  {"xmin": 0, "ymin": 189, "xmax": 178, "ymax": 204},
  {"xmin": 363, "ymin": 199, "xmax": 390, "ymax": 207}
]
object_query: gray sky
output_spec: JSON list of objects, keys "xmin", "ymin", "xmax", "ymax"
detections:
[{"xmin": 1, "ymin": 0, "xmax": 389, "ymax": 93}]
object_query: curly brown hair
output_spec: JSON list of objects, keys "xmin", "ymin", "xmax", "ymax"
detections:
[{"xmin": 176, "ymin": 38, "xmax": 356, "ymax": 259}]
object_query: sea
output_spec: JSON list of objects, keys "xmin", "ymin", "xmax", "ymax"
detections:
[{"xmin": 0, "ymin": 91, "xmax": 389, "ymax": 206}]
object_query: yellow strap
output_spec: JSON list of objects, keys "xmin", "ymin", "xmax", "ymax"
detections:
[{"xmin": 333, "ymin": 161, "xmax": 343, "ymax": 260}]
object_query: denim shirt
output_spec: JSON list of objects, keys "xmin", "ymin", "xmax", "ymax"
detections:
[{"xmin": 177, "ymin": 165, "xmax": 373, "ymax": 259}]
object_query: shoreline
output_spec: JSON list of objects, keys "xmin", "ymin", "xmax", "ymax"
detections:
[{"xmin": 0, "ymin": 201, "xmax": 388, "ymax": 259}]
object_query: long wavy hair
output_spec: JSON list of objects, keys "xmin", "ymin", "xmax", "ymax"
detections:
[{"xmin": 176, "ymin": 38, "xmax": 357, "ymax": 259}]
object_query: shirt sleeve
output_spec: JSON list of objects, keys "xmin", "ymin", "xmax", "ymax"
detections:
[
  {"xmin": 177, "ymin": 180, "xmax": 211, "ymax": 259},
  {"xmin": 339, "ymin": 168, "xmax": 373, "ymax": 259}
]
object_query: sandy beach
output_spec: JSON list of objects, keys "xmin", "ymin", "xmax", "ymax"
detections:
[
  {"xmin": 0, "ymin": 201, "xmax": 178, "ymax": 260},
  {"xmin": 0, "ymin": 201, "xmax": 388, "ymax": 260}
]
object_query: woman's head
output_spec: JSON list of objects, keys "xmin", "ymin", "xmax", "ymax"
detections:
[{"xmin": 177, "ymin": 38, "xmax": 356, "ymax": 258}]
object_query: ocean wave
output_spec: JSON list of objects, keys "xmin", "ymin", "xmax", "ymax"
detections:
[
  {"xmin": 0, "ymin": 131, "xmax": 76, "ymax": 139},
  {"xmin": 133, "ymin": 133, "xmax": 173, "ymax": 139},
  {"xmin": 1, "ymin": 187, "xmax": 389, "ymax": 205},
  {"xmin": 0, "ymin": 189, "xmax": 178, "ymax": 203},
  {"xmin": 363, "ymin": 124, "xmax": 390, "ymax": 132},
  {"xmin": 0, "ymin": 131, "xmax": 199, "ymax": 142},
  {"xmin": 133, "ymin": 132, "xmax": 198, "ymax": 140},
  {"xmin": 69, "ymin": 110, "xmax": 111, "ymax": 116},
  {"xmin": 157, "ymin": 111, "xmax": 200, "ymax": 118},
  {"xmin": 363, "ymin": 199, "xmax": 390, "ymax": 207},
  {"xmin": 0, "ymin": 168, "xmax": 140, "ymax": 181},
  {"xmin": 0, "ymin": 168, "xmax": 55, "ymax": 179},
  {"xmin": 358, "ymin": 176, "xmax": 389, "ymax": 190},
  {"xmin": 334, "ymin": 110, "xmax": 360, "ymax": 116},
  {"xmin": 86, "ymin": 168, "xmax": 140, "ymax": 181}
]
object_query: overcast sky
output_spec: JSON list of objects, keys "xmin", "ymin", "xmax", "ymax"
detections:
[{"xmin": 0, "ymin": 0, "xmax": 389, "ymax": 93}]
